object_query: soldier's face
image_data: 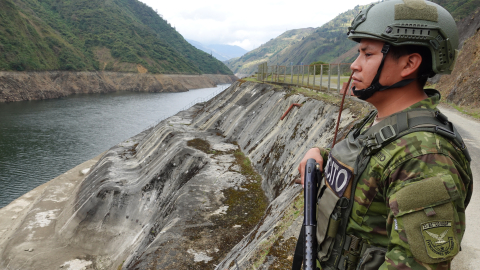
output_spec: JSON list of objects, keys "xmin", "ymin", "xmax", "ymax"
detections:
[{"xmin": 350, "ymin": 39, "xmax": 386, "ymax": 91}]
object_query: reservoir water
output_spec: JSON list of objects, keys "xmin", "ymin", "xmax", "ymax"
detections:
[{"xmin": 0, "ymin": 84, "xmax": 230, "ymax": 208}]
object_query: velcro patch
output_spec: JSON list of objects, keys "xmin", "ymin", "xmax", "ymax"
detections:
[
  {"xmin": 395, "ymin": 2, "xmax": 438, "ymax": 22},
  {"xmin": 325, "ymin": 154, "xmax": 353, "ymax": 198},
  {"xmin": 421, "ymin": 221, "xmax": 458, "ymax": 259},
  {"xmin": 403, "ymin": 0, "xmax": 427, "ymax": 9}
]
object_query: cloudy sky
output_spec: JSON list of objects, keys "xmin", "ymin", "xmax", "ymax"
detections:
[{"xmin": 138, "ymin": 0, "xmax": 376, "ymax": 51}]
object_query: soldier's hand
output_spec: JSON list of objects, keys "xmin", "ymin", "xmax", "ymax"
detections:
[{"xmin": 295, "ymin": 147, "xmax": 324, "ymax": 187}]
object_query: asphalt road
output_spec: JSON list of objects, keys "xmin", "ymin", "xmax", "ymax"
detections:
[{"xmin": 439, "ymin": 105, "xmax": 480, "ymax": 269}]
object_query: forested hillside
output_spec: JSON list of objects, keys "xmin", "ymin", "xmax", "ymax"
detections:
[
  {"xmin": 0, "ymin": 0, "xmax": 232, "ymax": 74},
  {"xmin": 431, "ymin": 0, "xmax": 480, "ymax": 20},
  {"xmin": 227, "ymin": 0, "xmax": 480, "ymax": 76},
  {"xmin": 224, "ymin": 28, "xmax": 315, "ymax": 76}
]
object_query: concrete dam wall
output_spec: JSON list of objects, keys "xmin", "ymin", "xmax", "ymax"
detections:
[{"xmin": 0, "ymin": 81, "xmax": 356, "ymax": 269}]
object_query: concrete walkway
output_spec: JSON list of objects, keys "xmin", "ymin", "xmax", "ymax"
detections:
[{"xmin": 440, "ymin": 105, "xmax": 480, "ymax": 269}]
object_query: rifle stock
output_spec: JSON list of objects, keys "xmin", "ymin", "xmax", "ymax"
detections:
[{"xmin": 304, "ymin": 158, "xmax": 319, "ymax": 270}]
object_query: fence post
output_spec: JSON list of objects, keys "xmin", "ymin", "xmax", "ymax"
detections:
[
  {"xmin": 278, "ymin": 65, "xmax": 280, "ymax": 82},
  {"xmin": 261, "ymin": 63, "xmax": 263, "ymax": 81},
  {"xmin": 297, "ymin": 66, "xmax": 300, "ymax": 87},
  {"xmin": 291, "ymin": 65, "xmax": 293, "ymax": 84},
  {"xmin": 320, "ymin": 65, "xmax": 323, "ymax": 91},
  {"xmin": 313, "ymin": 65, "xmax": 316, "ymax": 90},
  {"xmin": 271, "ymin": 66, "xmax": 273, "ymax": 82},
  {"xmin": 284, "ymin": 66, "xmax": 286, "ymax": 83},
  {"xmin": 308, "ymin": 65, "xmax": 311, "ymax": 87},
  {"xmin": 276, "ymin": 65, "xmax": 279, "ymax": 82},
  {"xmin": 257, "ymin": 64, "xmax": 260, "ymax": 81},
  {"xmin": 337, "ymin": 64, "xmax": 341, "ymax": 93},
  {"xmin": 264, "ymin": 63, "xmax": 267, "ymax": 82},
  {"xmin": 301, "ymin": 65, "xmax": 305, "ymax": 87},
  {"xmin": 328, "ymin": 64, "xmax": 331, "ymax": 92},
  {"xmin": 274, "ymin": 65, "xmax": 277, "ymax": 82},
  {"xmin": 273, "ymin": 65, "xmax": 275, "ymax": 82}
]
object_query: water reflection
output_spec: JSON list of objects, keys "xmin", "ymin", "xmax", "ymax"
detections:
[{"xmin": 0, "ymin": 85, "xmax": 229, "ymax": 208}]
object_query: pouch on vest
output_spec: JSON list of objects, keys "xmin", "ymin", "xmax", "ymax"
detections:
[
  {"xmin": 389, "ymin": 174, "xmax": 460, "ymax": 264},
  {"xmin": 317, "ymin": 129, "xmax": 360, "ymax": 262},
  {"xmin": 356, "ymin": 246, "xmax": 387, "ymax": 270}
]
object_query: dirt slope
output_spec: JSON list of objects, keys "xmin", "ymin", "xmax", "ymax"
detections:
[{"xmin": 436, "ymin": 28, "xmax": 480, "ymax": 106}]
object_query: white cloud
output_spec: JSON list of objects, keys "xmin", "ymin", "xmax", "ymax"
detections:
[{"xmin": 139, "ymin": 0, "xmax": 377, "ymax": 50}]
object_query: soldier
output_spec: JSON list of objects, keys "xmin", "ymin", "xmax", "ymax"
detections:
[{"xmin": 296, "ymin": 0, "xmax": 473, "ymax": 269}]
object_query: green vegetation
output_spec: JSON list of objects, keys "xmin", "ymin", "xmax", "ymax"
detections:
[
  {"xmin": 183, "ymin": 141, "xmax": 268, "ymax": 269},
  {"xmin": 224, "ymin": 28, "xmax": 315, "ymax": 75},
  {"xmin": 309, "ymin": 61, "xmax": 329, "ymax": 75},
  {"xmin": 225, "ymin": 5, "xmax": 369, "ymax": 75},
  {"xmin": 446, "ymin": 102, "xmax": 480, "ymax": 120},
  {"xmin": 250, "ymin": 192, "xmax": 304, "ymax": 268},
  {"xmin": 431, "ymin": 0, "xmax": 480, "ymax": 21},
  {"xmin": 0, "ymin": 0, "xmax": 232, "ymax": 74},
  {"xmin": 227, "ymin": 1, "xmax": 479, "ymax": 76},
  {"xmin": 187, "ymin": 138, "xmax": 212, "ymax": 154}
]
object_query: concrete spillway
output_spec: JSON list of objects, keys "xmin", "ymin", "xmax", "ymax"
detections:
[{"xmin": 0, "ymin": 81, "xmax": 356, "ymax": 269}]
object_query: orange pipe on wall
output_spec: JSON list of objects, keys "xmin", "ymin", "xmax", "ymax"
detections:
[{"xmin": 280, "ymin": 103, "xmax": 302, "ymax": 120}]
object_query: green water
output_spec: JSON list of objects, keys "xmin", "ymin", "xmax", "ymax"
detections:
[{"xmin": 0, "ymin": 85, "xmax": 229, "ymax": 208}]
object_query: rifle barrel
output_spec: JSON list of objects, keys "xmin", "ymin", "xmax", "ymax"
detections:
[{"xmin": 303, "ymin": 158, "xmax": 318, "ymax": 270}]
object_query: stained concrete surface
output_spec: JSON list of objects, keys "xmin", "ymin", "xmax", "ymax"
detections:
[
  {"xmin": 2, "ymin": 81, "xmax": 474, "ymax": 270},
  {"xmin": 0, "ymin": 92, "xmax": 271, "ymax": 269},
  {"xmin": 0, "ymin": 81, "xmax": 348, "ymax": 269}
]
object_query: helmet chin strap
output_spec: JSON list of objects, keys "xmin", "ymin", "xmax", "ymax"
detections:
[{"xmin": 352, "ymin": 43, "xmax": 415, "ymax": 101}]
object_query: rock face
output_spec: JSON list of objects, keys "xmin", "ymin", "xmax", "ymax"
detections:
[
  {"xmin": 437, "ymin": 25, "xmax": 480, "ymax": 106},
  {"xmin": 0, "ymin": 81, "xmax": 356, "ymax": 269},
  {"xmin": 0, "ymin": 72, "xmax": 238, "ymax": 102}
]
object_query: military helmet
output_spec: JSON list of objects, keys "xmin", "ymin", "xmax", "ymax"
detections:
[{"xmin": 347, "ymin": 0, "xmax": 458, "ymax": 74}]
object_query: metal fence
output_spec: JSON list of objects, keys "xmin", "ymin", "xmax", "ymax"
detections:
[{"xmin": 257, "ymin": 62, "xmax": 353, "ymax": 93}]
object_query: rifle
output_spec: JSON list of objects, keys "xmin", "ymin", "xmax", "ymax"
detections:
[
  {"xmin": 291, "ymin": 158, "xmax": 320, "ymax": 270},
  {"xmin": 304, "ymin": 158, "xmax": 319, "ymax": 270}
]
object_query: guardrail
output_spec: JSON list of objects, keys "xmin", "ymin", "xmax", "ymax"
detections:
[
  {"xmin": 257, "ymin": 62, "xmax": 353, "ymax": 93},
  {"xmin": 142, "ymin": 84, "xmax": 230, "ymax": 131}
]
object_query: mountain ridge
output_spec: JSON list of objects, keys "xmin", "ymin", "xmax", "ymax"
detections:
[
  {"xmin": 225, "ymin": 27, "xmax": 315, "ymax": 76},
  {"xmin": 0, "ymin": 0, "xmax": 232, "ymax": 74},
  {"xmin": 227, "ymin": 0, "xmax": 480, "ymax": 76}
]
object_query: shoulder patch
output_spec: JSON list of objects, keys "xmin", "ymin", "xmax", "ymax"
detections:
[{"xmin": 421, "ymin": 221, "xmax": 458, "ymax": 259}]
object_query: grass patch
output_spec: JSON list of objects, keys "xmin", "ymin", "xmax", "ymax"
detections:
[
  {"xmin": 250, "ymin": 192, "xmax": 305, "ymax": 268},
  {"xmin": 442, "ymin": 101, "xmax": 480, "ymax": 120},
  {"xmin": 187, "ymin": 138, "xmax": 218, "ymax": 154},
  {"xmin": 286, "ymin": 87, "xmax": 373, "ymax": 118},
  {"xmin": 182, "ymin": 144, "xmax": 268, "ymax": 269},
  {"xmin": 243, "ymin": 77, "xmax": 262, "ymax": 83},
  {"xmin": 426, "ymin": 82, "xmax": 480, "ymax": 120},
  {"xmin": 245, "ymin": 79, "xmax": 372, "ymax": 118},
  {"xmin": 234, "ymin": 150, "xmax": 261, "ymax": 182}
]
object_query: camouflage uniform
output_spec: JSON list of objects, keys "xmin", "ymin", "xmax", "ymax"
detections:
[{"xmin": 318, "ymin": 90, "xmax": 472, "ymax": 269}]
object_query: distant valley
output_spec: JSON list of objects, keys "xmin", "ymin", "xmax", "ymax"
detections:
[{"xmin": 186, "ymin": 39, "xmax": 248, "ymax": 61}]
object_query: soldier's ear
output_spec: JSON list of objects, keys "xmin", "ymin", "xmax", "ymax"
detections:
[{"xmin": 400, "ymin": 53, "xmax": 422, "ymax": 79}]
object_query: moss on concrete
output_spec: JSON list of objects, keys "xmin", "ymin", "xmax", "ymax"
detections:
[
  {"xmin": 180, "ymin": 144, "xmax": 268, "ymax": 269},
  {"xmin": 187, "ymin": 138, "xmax": 211, "ymax": 153},
  {"xmin": 248, "ymin": 192, "xmax": 304, "ymax": 268}
]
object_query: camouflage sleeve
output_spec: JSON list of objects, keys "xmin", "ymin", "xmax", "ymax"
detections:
[{"xmin": 380, "ymin": 151, "xmax": 471, "ymax": 270}]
